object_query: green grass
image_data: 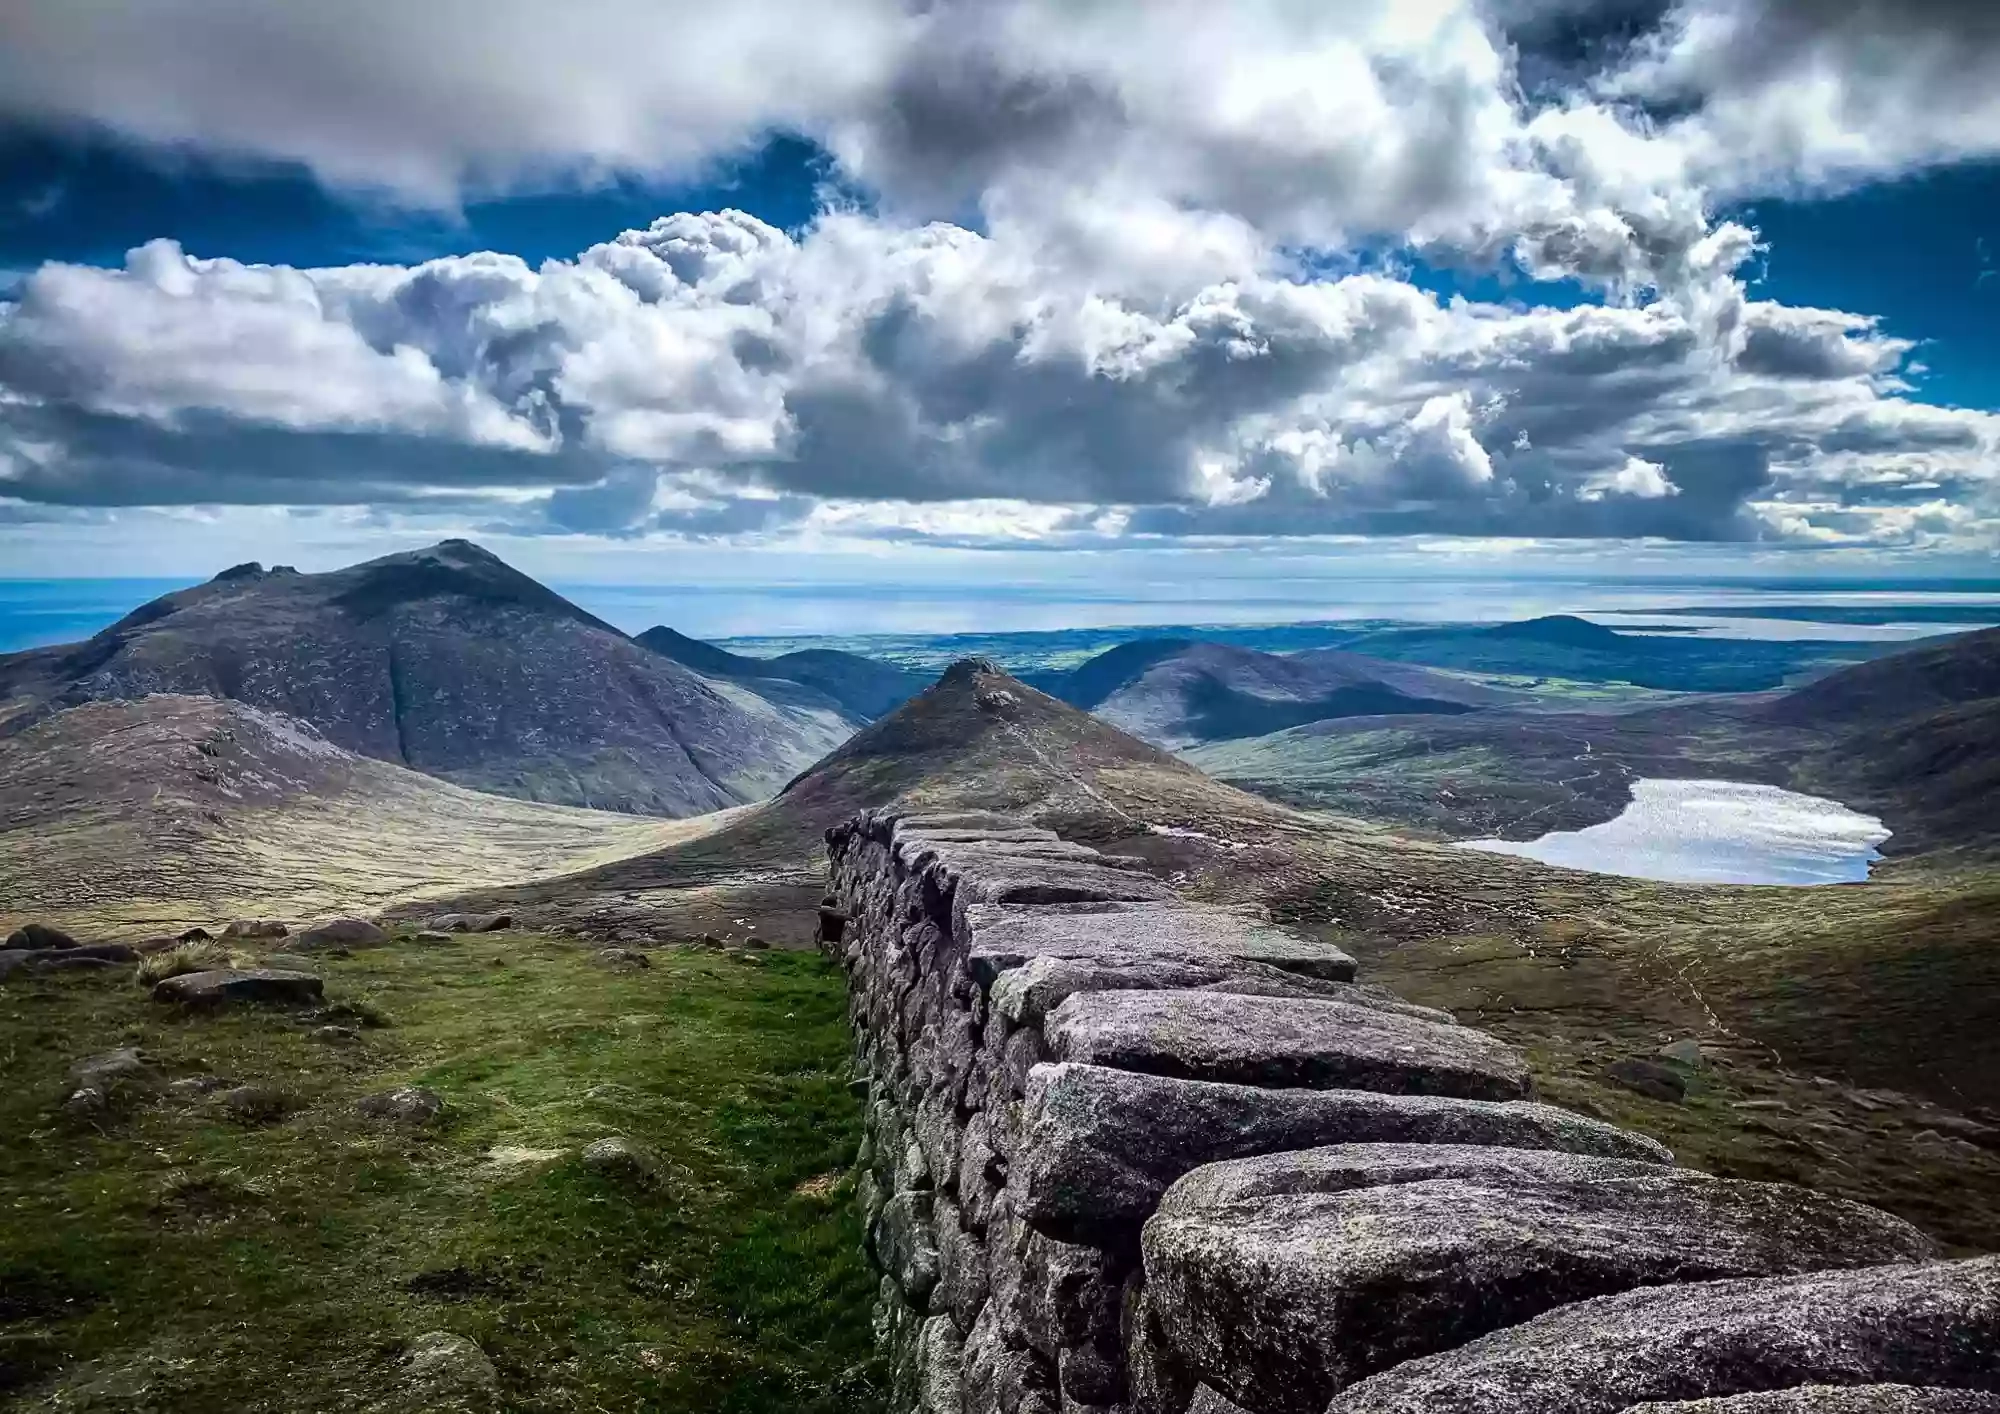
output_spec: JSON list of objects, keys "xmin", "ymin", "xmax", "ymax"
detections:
[{"xmin": 0, "ymin": 937, "xmax": 881, "ymax": 1413}]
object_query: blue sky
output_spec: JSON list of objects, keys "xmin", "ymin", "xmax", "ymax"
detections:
[{"xmin": 1, "ymin": 0, "xmax": 1997, "ymax": 581}]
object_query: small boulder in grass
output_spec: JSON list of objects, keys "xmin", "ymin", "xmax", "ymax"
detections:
[
  {"xmin": 403, "ymin": 1330, "xmax": 498, "ymax": 1397},
  {"xmin": 291, "ymin": 917, "xmax": 388, "ymax": 950},
  {"xmin": 358, "ymin": 1086, "xmax": 445, "ymax": 1126},
  {"xmin": 4, "ymin": 922, "xmax": 77, "ymax": 951},
  {"xmin": 221, "ymin": 919, "xmax": 289, "ymax": 941},
  {"xmin": 152, "ymin": 968, "xmax": 323, "ymax": 1008},
  {"xmin": 581, "ymin": 1136, "xmax": 655, "ymax": 1182},
  {"xmin": 218, "ymin": 1084, "xmax": 296, "ymax": 1125},
  {"xmin": 1605, "ymin": 1057, "xmax": 1690, "ymax": 1103},
  {"xmin": 425, "ymin": 912, "xmax": 513, "ymax": 934}
]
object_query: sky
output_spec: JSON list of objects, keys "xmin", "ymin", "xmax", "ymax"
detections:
[{"xmin": 1, "ymin": 0, "xmax": 1998, "ymax": 585}]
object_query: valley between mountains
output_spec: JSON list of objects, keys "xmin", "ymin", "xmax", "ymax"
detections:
[{"xmin": 2, "ymin": 542, "xmax": 1996, "ymax": 1411}]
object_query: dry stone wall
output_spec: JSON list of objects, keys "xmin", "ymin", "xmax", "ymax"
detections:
[{"xmin": 823, "ymin": 808, "xmax": 2000, "ymax": 1414}]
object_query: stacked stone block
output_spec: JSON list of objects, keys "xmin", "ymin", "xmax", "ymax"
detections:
[{"xmin": 823, "ymin": 808, "xmax": 2000, "ymax": 1414}]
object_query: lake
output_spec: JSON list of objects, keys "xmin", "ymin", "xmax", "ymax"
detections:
[{"xmin": 1458, "ymin": 778, "xmax": 1891, "ymax": 885}]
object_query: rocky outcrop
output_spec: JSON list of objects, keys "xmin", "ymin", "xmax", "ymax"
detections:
[
  {"xmin": 151, "ymin": 968, "xmax": 324, "ymax": 1007},
  {"xmin": 823, "ymin": 807, "xmax": 1999, "ymax": 1414}
]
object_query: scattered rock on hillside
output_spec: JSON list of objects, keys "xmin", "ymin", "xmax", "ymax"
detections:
[
  {"xmin": 580, "ymin": 1136, "xmax": 655, "ymax": 1181},
  {"xmin": 152, "ymin": 968, "xmax": 323, "ymax": 1008},
  {"xmin": 358, "ymin": 1087, "xmax": 445, "ymax": 1126},
  {"xmin": 291, "ymin": 917, "xmax": 388, "ymax": 950},
  {"xmin": 2, "ymin": 945, "xmax": 133, "ymax": 982},
  {"xmin": 403, "ymin": 1330, "xmax": 498, "ymax": 1397},
  {"xmin": 68, "ymin": 1047, "xmax": 156, "ymax": 1089},
  {"xmin": 4, "ymin": 922, "xmax": 77, "ymax": 951},
  {"xmin": 310, "ymin": 1000, "xmax": 389, "ymax": 1029},
  {"xmin": 1606, "ymin": 1057, "xmax": 1691, "ymax": 1103},
  {"xmin": 221, "ymin": 919, "xmax": 289, "ymax": 940},
  {"xmin": 426, "ymin": 912, "xmax": 513, "ymax": 933},
  {"xmin": 218, "ymin": 1084, "xmax": 296, "ymax": 1124}
]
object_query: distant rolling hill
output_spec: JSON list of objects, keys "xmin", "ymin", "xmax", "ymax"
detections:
[
  {"xmin": 637, "ymin": 626, "xmax": 927, "ymax": 720},
  {"xmin": 1033, "ymin": 637, "xmax": 1506, "ymax": 747},
  {"xmin": 1337, "ymin": 614, "xmax": 1903, "ymax": 692},
  {"xmin": 1773, "ymin": 626, "xmax": 2000, "ymax": 856},
  {"xmin": 1195, "ymin": 624, "xmax": 2000, "ymax": 857},
  {"xmin": 0, "ymin": 541, "xmax": 857, "ymax": 816}
]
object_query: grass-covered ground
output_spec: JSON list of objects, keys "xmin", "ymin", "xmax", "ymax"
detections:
[{"xmin": 0, "ymin": 935, "xmax": 880, "ymax": 1413}]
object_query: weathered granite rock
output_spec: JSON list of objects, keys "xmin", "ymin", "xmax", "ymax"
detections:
[
  {"xmin": 404, "ymin": 1330, "xmax": 498, "ymax": 1396},
  {"xmin": 425, "ymin": 912, "xmax": 514, "ymax": 934},
  {"xmin": 152, "ymin": 968, "xmax": 324, "ymax": 1007},
  {"xmin": 962, "ymin": 902, "xmax": 1356, "ymax": 986},
  {"xmin": 291, "ymin": 917, "xmax": 389, "ymax": 949},
  {"xmin": 1629, "ymin": 1390, "xmax": 2000, "ymax": 1413},
  {"xmin": 1146, "ymin": 1147, "xmax": 1938, "ymax": 1412},
  {"xmin": 876, "ymin": 1190, "xmax": 943, "ymax": 1311},
  {"xmin": 67, "ymin": 1047, "xmax": 156, "ymax": 1089},
  {"xmin": 218, "ymin": 1083, "xmax": 296, "ymax": 1123},
  {"xmin": 1325, "ymin": 1257, "xmax": 2000, "ymax": 1414},
  {"xmin": 1016, "ymin": 1227, "xmax": 1125, "ymax": 1358},
  {"xmin": 1188, "ymin": 1386, "xmax": 1256, "ymax": 1414},
  {"xmin": 1, "ymin": 942, "xmax": 137, "ymax": 979},
  {"xmin": 916, "ymin": 1315, "xmax": 966, "ymax": 1414},
  {"xmin": 938, "ymin": 1209, "xmax": 990, "ymax": 1330},
  {"xmin": 949, "ymin": 859, "xmax": 1179, "ymax": 913},
  {"xmin": 581, "ymin": 1136, "xmax": 654, "ymax": 1180},
  {"xmin": 1042, "ymin": 990, "xmax": 1530, "ymax": 1100},
  {"xmin": 1155, "ymin": 1141, "xmax": 1671, "ymax": 1214},
  {"xmin": 1017, "ymin": 1063, "xmax": 1670, "ymax": 1240},
  {"xmin": 991, "ymin": 955, "xmax": 1447, "ymax": 1030},
  {"xmin": 1607, "ymin": 1057, "xmax": 1691, "ymax": 1103},
  {"xmin": 3, "ymin": 922, "xmax": 77, "ymax": 951},
  {"xmin": 358, "ymin": 1086, "xmax": 445, "ymax": 1125},
  {"xmin": 221, "ymin": 919, "xmax": 289, "ymax": 940}
]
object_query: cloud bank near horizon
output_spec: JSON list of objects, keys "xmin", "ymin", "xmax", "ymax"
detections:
[{"xmin": 1, "ymin": 0, "xmax": 1997, "ymax": 557}]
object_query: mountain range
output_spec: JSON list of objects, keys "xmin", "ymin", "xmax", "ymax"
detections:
[
  {"xmin": 635, "ymin": 625, "xmax": 928, "ymax": 721},
  {"xmin": 0, "ymin": 541, "xmax": 856, "ymax": 816},
  {"xmin": 1028, "ymin": 637, "xmax": 1507, "ymax": 747}
]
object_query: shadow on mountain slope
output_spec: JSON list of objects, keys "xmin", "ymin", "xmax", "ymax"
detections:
[{"xmin": 0, "ymin": 541, "xmax": 857, "ymax": 816}]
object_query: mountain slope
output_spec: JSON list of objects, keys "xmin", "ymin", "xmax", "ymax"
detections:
[
  {"xmin": 637, "ymin": 626, "xmax": 927, "ymax": 721},
  {"xmin": 1766, "ymin": 625, "xmax": 2000, "ymax": 727},
  {"xmin": 0, "ymin": 541, "xmax": 857, "ymax": 815},
  {"xmin": 1772, "ymin": 627, "xmax": 2000, "ymax": 855},
  {"xmin": 0, "ymin": 694, "xmax": 728, "ymax": 934},
  {"xmin": 1043, "ymin": 637, "xmax": 1499, "ymax": 746}
]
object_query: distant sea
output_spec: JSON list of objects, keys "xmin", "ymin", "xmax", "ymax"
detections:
[{"xmin": 1, "ymin": 575, "xmax": 1997, "ymax": 656}]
